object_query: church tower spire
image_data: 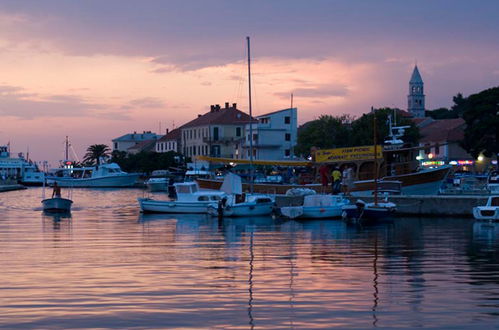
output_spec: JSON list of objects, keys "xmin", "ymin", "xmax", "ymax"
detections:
[{"xmin": 408, "ymin": 65, "xmax": 425, "ymax": 118}]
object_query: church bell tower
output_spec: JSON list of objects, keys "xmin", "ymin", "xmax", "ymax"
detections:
[{"xmin": 408, "ymin": 65, "xmax": 425, "ymax": 118}]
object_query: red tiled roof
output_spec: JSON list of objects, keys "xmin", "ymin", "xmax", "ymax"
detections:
[
  {"xmin": 127, "ymin": 139, "xmax": 157, "ymax": 152},
  {"xmin": 157, "ymin": 128, "xmax": 181, "ymax": 142},
  {"xmin": 181, "ymin": 106, "xmax": 257, "ymax": 128},
  {"xmin": 419, "ymin": 118, "xmax": 465, "ymax": 143}
]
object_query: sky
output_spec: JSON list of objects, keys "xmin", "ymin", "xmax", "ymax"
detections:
[{"xmin": 0, "ymin": 0, "xmax": 498, "ymax": 165}]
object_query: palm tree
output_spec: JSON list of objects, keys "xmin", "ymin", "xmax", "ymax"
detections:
[{"xmin": 83, "ymin": 144, "xmax": 111, "ymax": 166}]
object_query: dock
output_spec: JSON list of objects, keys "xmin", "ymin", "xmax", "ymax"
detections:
[
  {"xmin": 276, "ymin": 194, "xmax": 490, "ymax": 217},
  {"xmin": 0, "ymin": 184, "xmax": 27, "ymax": 192}
]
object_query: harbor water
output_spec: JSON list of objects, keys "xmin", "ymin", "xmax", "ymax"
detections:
[{"xmin": 1, "ymin": 188, "xmax": 499, "ymax": 328}]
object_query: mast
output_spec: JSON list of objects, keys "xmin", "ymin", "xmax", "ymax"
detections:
[
  {"xmin": 372, "ymin": 107, "xmax": 378, "ymax": 206},
  {"xmin": 65, "ymin": 136, "xmax": 69, "ymax": 161},
  {"xmin": 247, "ymin": 36, "xmax": 254, "ymax": 194}
]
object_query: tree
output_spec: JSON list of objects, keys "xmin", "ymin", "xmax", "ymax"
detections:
[
  {"xmin": 83, "ymin": 144, "xmax": 111, "ymax": 165},
  {"xmin": 295, "ymin": 114, "xmax": 353, "ymax": 157},
  {"xmin": 110, "ymin": 150, "xmax": 183, "ymax": 174},
  {"xmin": 350, "ymin": 108, "xmax": 420, "ymax": 147},
  {"xmin": 460, "ymin": 87, "xmax": 499, "ymax": 163}
]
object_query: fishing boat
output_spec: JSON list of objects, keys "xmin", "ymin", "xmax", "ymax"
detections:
[
  {"xmin": 138, "ymin": 181, "xmax": 226, "ymax": 213},
  {"xmin": 473, "ymin": 195, "xmax": 499, "ymax": 221},
  {"xmin": 280, "ymin": 194, "xmax": 350, "ymax": 219},
  {"xmin": 342, "ymin": 108, "xmax": 397, "ymax": 222},
  {"xmin": 47, "ymin": 163, "xmax": 140, "ymax": 187}
]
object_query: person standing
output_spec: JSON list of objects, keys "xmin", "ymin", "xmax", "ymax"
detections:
[
  {"xmin": 342, "ymin": 166, "xmax": 354, "ymax": 195},
  {"xmin": 319, "ymin": 164, "xmax": 330, "ymax": 194},
  {"xmin": 332, "ymin": 167, "xmax": 342, "ymax": 194}
]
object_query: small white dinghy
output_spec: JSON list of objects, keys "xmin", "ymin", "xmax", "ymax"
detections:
[
  {"xmin": 42, "ymin": 197, "xmax": 73, "ymax": 213},
  {"xmin": 41, "ymin": 182, "xmax": 73, "ymax": 213},
  {"xmin": 473, "ymin": 195, "xmax": 499, "ymax": 221}
]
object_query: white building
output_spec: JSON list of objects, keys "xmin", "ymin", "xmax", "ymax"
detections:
[
  {"xmin": 241, "ymin": 107, "xmax": 298, "ymax": 160},
  {"xmin": 155, "ymin": 128, "xmax": 181, "ymax": 153},
  {"xmin": 112, "ymin": 131, "xmax": 160, "ymax": 153}
]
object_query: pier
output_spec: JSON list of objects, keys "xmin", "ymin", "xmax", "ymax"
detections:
[{"xmin": 276, "ymin": 194, "xmax": 490, "ymax": 217}]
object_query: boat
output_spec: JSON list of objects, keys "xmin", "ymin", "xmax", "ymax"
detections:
[
  {"xmin": 145, "ymin": 177, "xmax": 169, "ymax": 192},
  {"xmin": 473, "ymin": 195, "xmax": 499, "ymax": 221},
  {"xmin": 487, "ymin": 170, "xmax": 499, "ymax": 194},
  {"xmin": 138, "ymin": 181, "xmax": 226, "ymax": 213},
  {"xmin": 46, "ymin": 162, "xmax": 140, "ymax": 187},
  {"xmin": 280, "ymin": 193, "xmax": 350, "ymax": 219},
  {"xmin": 42, "ymin": 197, "xmax": 73, "ymax": 213},
  {"xmin": 0, "ymin": 145, "xmax": 45, "ymax": 186},
  {"xmin": 342, "ymin": 109, "xmax": 397, "ymax": 223},
  {"xmin": 207, "ymin": 173, "xmax": 275, "ymax": 217}
]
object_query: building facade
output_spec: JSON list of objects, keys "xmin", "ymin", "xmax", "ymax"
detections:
[
  {"xmin": 181, "ymin": 102, "xmax": 256, "ymax": 159},
  {"xmin": 408, "ymin": 65, "xmax": 425, "ymax": 118},
  {"xmin": 112, "ymin": 131, "xmax": 160, "ymax": 152},
  {"xmin": 155, "ymin": 128, "xmax": 181, "ymax": 153},
  {"xmin": 241, "ymin": 107, "xmax": 298, "ymax": 160}
]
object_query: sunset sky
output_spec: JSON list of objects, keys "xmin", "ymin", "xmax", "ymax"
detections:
[{"xmin": 0, "ymin": 0, "xmax": 498, "ymax": 164}]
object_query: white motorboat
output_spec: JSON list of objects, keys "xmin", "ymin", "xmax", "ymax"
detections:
[
  {"xmin": 145, "ymin": 177, "xmax": 168, "ymax": 192},
  {"xmin": 138, "ymin": 181, "xmax": 225, "ymax": 213},
  {"xmin": 281, "ymin": 194, "xmax": 350, "ymax": 219},
  {"xmin": 42, "ymin": 197, "xmax": 73, "ymax": 213},
  {"xmin": 47, "ymin": 163, "xmax": 139, "ymax": 187},
  {"xmin": 207, "ymin": 173, "xmax": 275, "ymax": 217},
  {"xmin": 473, "ymin": 195, "xmax": 499, "ymax": 221},
  {"xmin": 0, "ymin": 145, "xmax": 45, "ymax": 185},
  {"xmin": 487, "ymin": 170, "xmax": 499, "ymax": 194}
]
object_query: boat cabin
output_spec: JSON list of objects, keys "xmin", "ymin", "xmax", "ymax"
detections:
[{"xmin": 173, "ymin": 182, "xmax": 225, "ymax": 202}]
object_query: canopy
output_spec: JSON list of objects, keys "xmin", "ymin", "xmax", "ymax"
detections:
[
  {"xmin": 220, "ymin": 172, "xmax": 243, "ymax": 195},
  {"xmin": 195, "ymin": 155, "xmax": 311, "ymax": 167}
]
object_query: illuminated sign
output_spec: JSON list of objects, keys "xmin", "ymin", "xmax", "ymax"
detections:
[
  {"xmin": 315, "ymin": 145, "xmax": 383, "ymax": 163},
  {"xmin": 422, "ymin": 161, "xmax": 445, "ymax": 166}
]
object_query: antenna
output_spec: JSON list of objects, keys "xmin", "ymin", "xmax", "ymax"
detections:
[{"xmin": 290, "ymin": 92, "xmax": 293, "ymax": 109}]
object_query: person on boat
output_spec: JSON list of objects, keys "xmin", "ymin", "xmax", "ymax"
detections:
[
  {"xmin": 342, "ymin": 166, "xmax": 354, "ymax": 195},
  {"xmin": 332, "ymin": 167, "xmax": 342, "ymax": 194},
  {"xmin": 52, "ymin": 182, "xmax": 61, "ymax": 198}
]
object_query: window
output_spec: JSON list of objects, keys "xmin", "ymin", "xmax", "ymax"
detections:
[
  {"xmin": 198, "ymin": 196, "xmax": 209, "ymax": 201},
  {"xmin": 236, "ymin": 127, "xmax": 241, "ymax": 137},
  {"xmin": 260, "ymin": 117, "xmax": 269, "ymax": 124},
  {"xmin": 424, "ymin": 143, "xmax": 431, "ymax": 155},
  {"xmin": 114, "ymin": 142, "xmax": 118, "ymax": 149},
  {"xmin": 284, "ymin": 116, "xmax": 291, "ymax": 124},
  {"xmin": 253, "ymin": 134, "xmax": 258, "ymax": 142},
  {"xmin": 285, "ymin": 149, "xmax": 290, "ymax": 157},
  {"xmin": 285, "ymin": 133, "xmax": 291, "ymax": 141},
  {"xmin": 435, "ymin": 143, "xmax": 440, "ymax": 155},
  {"xmin": 213, "ymin": 127, "xmax": 219, "ymax": 141}
]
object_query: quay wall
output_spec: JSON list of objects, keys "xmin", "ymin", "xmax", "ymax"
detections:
[
  {"xmin": 276, "ymin": 194, "xmax": 490, "ymax": 217},
  {"xmin": 0, "ymin": 184, "xmax": 27, "ymax": 192}
]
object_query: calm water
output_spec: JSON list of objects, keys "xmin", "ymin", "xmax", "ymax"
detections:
[{"xmin": 1, "ymin": 188, "xmax": 498, "ymax": 329}]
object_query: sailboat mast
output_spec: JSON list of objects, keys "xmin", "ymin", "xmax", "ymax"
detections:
[
  {"xmin": 247, "ymin": 36, "xmax": 254, "ymax": 194},
  {"xmin": 65, "ymin": 136, "xmax": 69, "ymax": 161},
  {"xmin": 373, "ymin": 107, "xmax": 378, "ymax": 206}
]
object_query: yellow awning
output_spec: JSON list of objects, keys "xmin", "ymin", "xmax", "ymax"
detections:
[{"xmin": 195, "ymin": 155, "xmax": 311, "ymax": 166}]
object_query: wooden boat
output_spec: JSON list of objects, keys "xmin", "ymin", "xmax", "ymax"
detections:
[{"xmin": 473, "ymin": 195, "xmax": 499, "ymax": 221}]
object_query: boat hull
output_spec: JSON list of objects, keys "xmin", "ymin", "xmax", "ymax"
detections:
[
  {"xmin": 197, "ymin": 166, "xmax": 450, "ymax": 196},
  {"xmin": 146, "ymin": 180, "xmax": 168, "ymax": 192},
  {"xmin": 48, "ymin": 174, "xmax": 140, "ymax": 188},
  {"xmin": 342, "ymin": 203, "xmax": 396, "ymax": 222},
  {"xmin": 219, "ymin": 202, "xmax": 274, "ymax": 217},
  {"xmin": 138, "ymin": 198, "xmax": 217, "ymax": 214},
  {"xmin": 473, "ymin": 207, "xmax": 499, "ymax": 221},
  {"xmin": 42, "ymin": 197, "xmax": 73, "ymax": 213},
  {"xmin": 281, "ymin": 205, "xmax": 345, "ymax": 219}
]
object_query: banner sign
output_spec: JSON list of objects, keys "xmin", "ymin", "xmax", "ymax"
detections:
[{"xmin": 315, "ymin": 145, "xmax": 382, "ymax": 163}]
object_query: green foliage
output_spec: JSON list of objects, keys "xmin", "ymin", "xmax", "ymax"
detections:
[
  {"xmin": 460, "ymin": 87, "xmax": 499, "ymax": 160},
  {"xmin": 426, "ymin": 107, "xmax": 458, "ymax": 119},
  {"xmin": 110, "ymin": 150, "xmax": 182, "ymax": 174},
  {"xmin": 295, "ymin": 114, "xmax": 353, "ymax": 157},
  {"xmin": 83, "ymin": 144, "xmax": 111, "ymax": 165},
  {"xmin": 351, "ymin": 108, "xmax": 420, "ymax": 147},
  {"xmin": 295, "ymin": 108, "xmax": 420, "ymax": 157}
]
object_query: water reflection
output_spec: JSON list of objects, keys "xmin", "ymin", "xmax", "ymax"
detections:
[{"xmin": 0, "ymin": 188, "xmax": 498, "ymax": 328}]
